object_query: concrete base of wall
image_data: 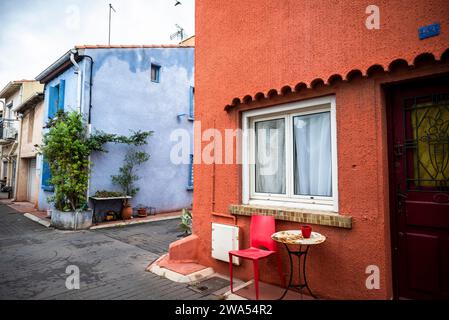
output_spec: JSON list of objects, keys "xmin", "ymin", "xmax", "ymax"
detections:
[
  {"xmin": 148, "ymin": 254, "xmax": 214, "ymax": 283},
  {"xmin": 168, "ymin": 234, "xmax": 199, "ymax": 263}
]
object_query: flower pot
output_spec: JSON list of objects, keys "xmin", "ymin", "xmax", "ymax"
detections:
[
  {"xmin": 50, "ymin": 209, "xmax": 93, "ymax": 230},
  {"xmin": 122, "ymin": 205, "xmax": 133, "ymax": 220},
  {"xmin": 137, "ymin": 208, "xmax": 147, "ymax": 217}
]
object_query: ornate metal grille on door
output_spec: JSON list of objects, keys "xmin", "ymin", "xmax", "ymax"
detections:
[{"xmin": 403, "ymin": 93, "xmax": 449, "ymax": 192}]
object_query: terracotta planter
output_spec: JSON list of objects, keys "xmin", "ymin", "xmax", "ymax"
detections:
[
  {"xmin": 137, "ymin": 208, "xmax": 147, "ymax": 217},
  {"xmin": 121, "ymin": 205, "xmax": 133, "ymax": 220}
]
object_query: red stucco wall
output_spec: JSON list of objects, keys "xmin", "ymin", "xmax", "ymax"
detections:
[{"xmin": 194, "ymin": 0, "xmax": 449, "ymax": 299}]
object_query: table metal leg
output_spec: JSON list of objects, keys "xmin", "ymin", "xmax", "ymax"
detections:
[
  {"xmin": 279, "ymin": 245, "xmax": 294, "ymax": 300},
  {"xmin": 301, "ymin": 246, "xmax": 317, "ymax": 299},
  {"xmin": 278, "ymin": 244, "xmax": 317, "ymax": 300}
]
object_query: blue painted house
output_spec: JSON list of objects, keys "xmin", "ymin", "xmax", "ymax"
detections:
[{"xmin": 35, "ymin": 40, "xmax": 194, "ymax": 215}]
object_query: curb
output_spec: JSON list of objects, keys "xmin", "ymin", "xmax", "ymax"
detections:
[
  {"xmin": 90, "ymin": 215, "xmax": 181, "ymax": 230},
  {"xmin": 147, "ymin": 254, "xmax": 215, "ymax": 283},
  {"xmin": 24, "ymin": 213, "xmax": 51, "ymax": 228}
]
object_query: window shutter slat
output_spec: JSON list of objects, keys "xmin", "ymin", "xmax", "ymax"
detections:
[
  {"xmin": 188, "ymin": 154, "xmax": 194, "ymax": 189},
  {"xmin": 58, "ymin": 80, "xmax": 65, "ymax": 111},
  {"xmin": 189, "ymin": 86, "xmax": 194, "ymax": 119},
  {"xmin": 41, "ymin": 159, "xmax": 54, "ymax": 191},
  {"xmin": 48, "ymin": 86, "xmax": 59, "ymax": 118}
]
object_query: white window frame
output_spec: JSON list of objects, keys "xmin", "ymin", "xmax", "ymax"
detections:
[{"xmin": 242, "ymin": 95, "xmax": 338, "ymax": 213}]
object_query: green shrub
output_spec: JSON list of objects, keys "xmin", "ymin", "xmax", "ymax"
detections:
[
  {"xmin": 111, "ymin": 151, "xmax": 150, "ymax": 203},
  {"xmin": 179, "ymin": 208, "xmax": 192, "ymax": 235}
]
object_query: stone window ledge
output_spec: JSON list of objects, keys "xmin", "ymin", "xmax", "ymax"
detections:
[{"xmin": 229, "ymin": 204, "xmax": 352, "ymax": 229}]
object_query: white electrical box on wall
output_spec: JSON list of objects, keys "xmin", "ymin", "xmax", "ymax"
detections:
[{"xmin": 211, "ymin": 223, "xmax": 240, "ymax": 265}]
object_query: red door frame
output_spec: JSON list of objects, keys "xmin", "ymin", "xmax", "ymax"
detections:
[{"xmin": 385, "ymin": 72, "xmax": 449, "ymax": 300}]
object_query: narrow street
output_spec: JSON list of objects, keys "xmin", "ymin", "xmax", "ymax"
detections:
[{"xmin": 0, "ymin": 204, "xmax": 213, "ymax": 300}]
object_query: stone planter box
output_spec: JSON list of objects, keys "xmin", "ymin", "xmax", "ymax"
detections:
[{"xmin": 51, "ymin": 209, "xmax": 93, "ymax": 230}]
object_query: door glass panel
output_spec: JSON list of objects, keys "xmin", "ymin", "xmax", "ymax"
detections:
[{"xmin": 405, "ymin": 95, "xmax": 449, "ymax": 191}]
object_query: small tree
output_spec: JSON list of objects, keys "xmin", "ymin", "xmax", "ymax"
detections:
[
  {"xmin": 39, "ymin": 111, "xmax": 91, "ymax": 211},
  {"xmin": 111, "ymin": 151, "xmax": 150, "ymax": 205}
]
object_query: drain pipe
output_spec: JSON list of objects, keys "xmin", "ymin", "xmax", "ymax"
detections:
[
  {"xmin": 70, "ymin": 50, "xmax": 83, "ymax": 112},
  {"xmin": 76, "ymin": 52, "xmax": 94, "ymax": 209}
]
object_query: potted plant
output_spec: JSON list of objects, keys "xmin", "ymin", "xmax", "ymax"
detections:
[
  {"xmin": 39, "ymin": 111, "xmax": 93, "ymax": 230},
  {"xmin": 112, "ymin": 151, "xmax": 150, "ymax": 220},
  {"xmin": 178, "ymin": 208, "xmax": 192, "ymax": 237},
  {"xmin": 93, "ymin": 190, "xmax": 125, "ymax": 198},
  {"xmin": 136, "ymin": 204, "xmax": 148, "ymax": 217}
]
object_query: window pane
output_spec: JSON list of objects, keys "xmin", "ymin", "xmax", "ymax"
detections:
[
  {"xmin": 151, "ymin": 67, "xmax": 156, "ymax": 81},
  {"xmin": 293, "ymin": 112, "xmax": 332, "ymax": 196},
  {"xmin": 255, "ymin": 118, "xmax": 286, "ymax": 194},
  {"xmin": 151, "ymin": 65, "xmax": 160, "ymax": 82}
]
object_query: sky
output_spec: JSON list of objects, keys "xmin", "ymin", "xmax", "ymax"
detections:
[{"xmin": 0, "ymin": 0, "xmax": 195, "ymax": 89}]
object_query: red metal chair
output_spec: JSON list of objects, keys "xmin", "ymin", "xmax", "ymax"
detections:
[{"xmin": 228, "ymin": 215, "xmax": 284, "ymax": 300}]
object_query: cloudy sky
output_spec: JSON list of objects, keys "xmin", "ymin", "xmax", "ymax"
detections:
[{"xmin": 0, "ymin": 0, "xmax": 194, "ymax": 89}]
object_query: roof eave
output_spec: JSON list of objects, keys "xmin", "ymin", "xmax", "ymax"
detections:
[
  {"xmin": 36, "ymin": 49, "xmax": 85, "ymax": 84},
  {"xmin": 0, "ymin": 82, "xmax": 22, "ymax": 99},
  {"xmin": 13, "ymin": 92, "xmax": 44, "ymax": 113}
]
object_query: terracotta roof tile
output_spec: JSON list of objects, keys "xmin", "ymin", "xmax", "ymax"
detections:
[
  {"xmin": 224, "ymin": 48, "xmax": 449, "ymax": 111},
  {"xmin": 75, "ymin": 44, "xmax": 193, "ymax": 49}
]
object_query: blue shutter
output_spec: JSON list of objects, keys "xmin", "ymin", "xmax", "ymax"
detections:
[
  {"xmin": 187, "ymin": 154, "xmax": 194, "ymax": 190},
  {"xmin": 48, "ymin": 86, "xmax": 59, "ymax": 118},
  {"xmin": 41, "ymin": 159, "xmax": 54, "ymax": 192},
  {"xmin": 58, "ymin": 80, "xmax": 65, "ymax": 111},
  {"xmin": 189, "ymin": 86, "xmax": 194, "ymax": 119}
]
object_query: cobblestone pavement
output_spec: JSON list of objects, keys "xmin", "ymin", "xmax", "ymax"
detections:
[{"xmin": 0, "ymin": 204, "xmax": 214, "ymax": 300}]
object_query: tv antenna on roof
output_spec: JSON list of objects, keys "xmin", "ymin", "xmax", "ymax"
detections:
[
  {"xmin": 108, "ymin": 3, "xmax": 116, "ymax": 45},
  {"xmin": 170, "ymin": 24, "xmax": 185, "ymax": 41}
]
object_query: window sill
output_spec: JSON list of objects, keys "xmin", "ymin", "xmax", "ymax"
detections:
[{"xmin": 229, "ymin": 204, "xmax": 352, "ymax": 229}]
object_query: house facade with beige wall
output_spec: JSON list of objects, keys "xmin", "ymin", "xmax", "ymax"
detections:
[
  {"xmin": 13, "ymin": 93, "xmax": 44, "ymax": 205},
  {"xmin": 0, "ymin": 80, "xmax": 43, "ymax": 199}
]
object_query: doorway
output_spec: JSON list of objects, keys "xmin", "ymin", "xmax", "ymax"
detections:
[
  {"xmin": 27, "ymin": 158, "xmax": 37, "ymax": 203},
  {"xmin": 387, "ymin": 74, "xmax": 449, "ymax": 299}
]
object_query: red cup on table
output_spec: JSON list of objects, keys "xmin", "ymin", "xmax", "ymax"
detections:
[{"xmin": 301, "ymin": 225, "xmax": 312, "ymax": 238}]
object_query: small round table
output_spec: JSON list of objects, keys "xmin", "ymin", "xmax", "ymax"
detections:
[{"xmin": 271, "ymin": 230, "xmax": 326, "ymax": 300}]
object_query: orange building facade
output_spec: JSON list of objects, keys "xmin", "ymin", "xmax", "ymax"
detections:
[{"xmin": 167, "ymin": 0, "xmax": 449, "ymax": 300}]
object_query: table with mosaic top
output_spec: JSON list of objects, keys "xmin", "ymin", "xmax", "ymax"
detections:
[{"xmin": 271, "ymin": 230, "xmax": 326, "ymax": 299}]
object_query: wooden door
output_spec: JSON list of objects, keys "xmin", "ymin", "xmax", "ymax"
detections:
[
  {"xmin": 388, "ymin": 75, "xmax": 449, "ymax": 300},
  {"xmin": 27, "ymin": 158, "xmax": 37, "ymax": 203}
]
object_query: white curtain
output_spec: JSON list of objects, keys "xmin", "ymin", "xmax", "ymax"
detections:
[
  {"xmin": 255, "ymin": 119, "xmax": 286, "ymax": 194},
  {"xmin": 294, "ymin": 112, "xmax": 332, "ymax": 196}
]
